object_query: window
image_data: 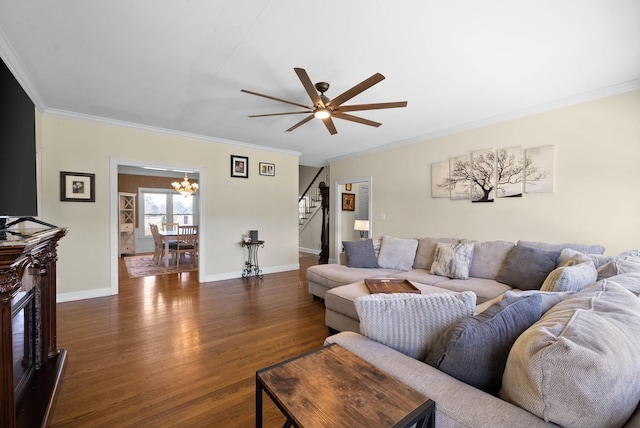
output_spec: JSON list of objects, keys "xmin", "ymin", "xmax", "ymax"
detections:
[{"xmin": 139, "ymin": 188, "xmax": 197, "ymax": 237}]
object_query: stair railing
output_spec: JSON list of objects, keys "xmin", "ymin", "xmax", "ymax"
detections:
[{"xmin": 298, "ymin": 167, "xmax": 328, "ymax": 227}]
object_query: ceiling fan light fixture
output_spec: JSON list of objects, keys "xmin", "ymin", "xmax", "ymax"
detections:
[{"xmin": 314, "ymin": 108, "xmax": 331, "ymax": 119}]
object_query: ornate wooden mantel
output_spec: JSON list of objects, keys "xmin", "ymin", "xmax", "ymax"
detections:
[{"xmin": 0, "ymin": 226, "xmax": 67, "ymax": 428}]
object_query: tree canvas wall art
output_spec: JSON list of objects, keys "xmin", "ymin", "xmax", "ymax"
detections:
[
  {"xmin": 496, "ymin": 146, "xmax": 524, "ymax": 198},
  {"xmin": 449, "ymin": 154, "xmax": 471, "ymax": 200},
  {"xmin": 471, "ymin": 149, "xmax": 495, "ymax": 202},
  {"xmin": 525, "ymin": 145, "xmax": 554, "ymax": 193},
  {"xmin": 431, "ymin": 161, "xmax": 450, "ymax": 198},
  {"xmin": 430, "ymin": 145, "xmax": 555, "ymax": 201}
]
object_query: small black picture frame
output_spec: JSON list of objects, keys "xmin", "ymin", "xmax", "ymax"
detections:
[
  {"xmin": 231, "ymin": 155, "xmax": 249, "ymax": 178},
  {"xmin": 259, "ymin": 162, "xmax": 275, "ymax": 176},
  {"xmin": 60, "ymin": 171, "xmax": 95, "ymax": 202}
]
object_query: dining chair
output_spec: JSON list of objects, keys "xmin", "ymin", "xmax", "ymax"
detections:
[
  {"xmin": 171, "ymin": 225, "xmax": 198, "ymax": 268},
  {"xmin": 162, "ymin": 222, "xmax": 179, "ymax": 232},
  {"xmin": 149, "ymin": 224, "xmax": 166, "ymax": 265}
]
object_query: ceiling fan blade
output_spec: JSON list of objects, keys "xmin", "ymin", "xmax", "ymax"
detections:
[
  {"xmin": 333, "ymin": 112, "xmax": 382, "ymax": 128},
  {"xmin": 286, "ymin": 114, "xmax": 315, "ymax": 132},
  {"xmin": 241, "ymin": 89, "xmax": 311, "ymax": 110},
  {"xmin": 321, "ymin": 117, "xmax": 337, "ymax": 135},
  {"xmin": 336, "ymin": 101, "xmax": 407, "ymax": 113},
  {"xmin": 328, "ymin": 73, "xmax": 385, "ymax": 107},
  {"xmin": 294, "ymin": 68, "xmax": 324, "ymax": 107},
  {"xmin": 248, "ymin": 111, "xmax": 310, "ymax": 118}
]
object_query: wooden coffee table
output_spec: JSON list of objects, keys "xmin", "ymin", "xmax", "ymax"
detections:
[{"xmin": 256, "ymin": 343, "xmax": 435, "ymax": 428}]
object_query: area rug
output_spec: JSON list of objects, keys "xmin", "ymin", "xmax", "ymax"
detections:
[{"xmin": 124, "ymin": 255, "xmax": 197, "ymax": 278}]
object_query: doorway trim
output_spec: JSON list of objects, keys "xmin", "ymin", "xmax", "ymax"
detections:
[
  {"xmin": 109, "ymin": 158, "xmax": 206, "ymax": 295},
  {"xmin": 333, "ymin": 176, "xmax": 372, "ymax": 262}
]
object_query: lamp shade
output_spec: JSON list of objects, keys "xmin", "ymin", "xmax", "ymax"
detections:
[{"xmin": 354, "ymin": 220, "xmax": 369, "ymax": 231}]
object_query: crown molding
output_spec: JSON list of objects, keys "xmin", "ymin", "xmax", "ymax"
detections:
[
  {"xmin": 327, "ymin": 80, "xmax": 640, "ymax": 164},
  {"xmin": 0, "ymin": 28, "xmax": 47, "ymax": 112},
  {"xmin": 42, "ymin": 107, "xmax": 302, "ymax": 158}
]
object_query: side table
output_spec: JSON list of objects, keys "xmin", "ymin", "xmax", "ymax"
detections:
[
  {"xmin": 242, "ymin": 240, "xmax": 264, "ymax": 278},
  {"xmin": 256, "ymin": 343, "xmax": 435, "ymax": 428}
]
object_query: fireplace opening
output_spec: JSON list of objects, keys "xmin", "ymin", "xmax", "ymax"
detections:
[{"xmin": 12, "ymin": 286, "xmax": 36, "ymax": 404}]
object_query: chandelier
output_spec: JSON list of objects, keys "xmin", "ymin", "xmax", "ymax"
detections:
[{"xmin": 171, "ymin": 173, "xmax": 199, "ymax": 197}]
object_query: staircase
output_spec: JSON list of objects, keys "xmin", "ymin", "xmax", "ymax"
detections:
[{"xmin": 299, "ymin": 167, "xmax": 329, "ymax": 232}]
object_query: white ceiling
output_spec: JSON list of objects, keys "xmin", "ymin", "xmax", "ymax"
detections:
[{"xmin": 1, "ymin": 1, "xmax": 639, "ymax": 166}]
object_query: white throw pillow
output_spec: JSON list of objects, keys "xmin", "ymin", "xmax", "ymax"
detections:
[
  {"xmin": 376, "ymin": 235, "xmax": 419, "ymax": 271},
  {"xmin": 540, "ymin": 260, "xmax": 597, "ymax": 292},
  {"xmin": 355, "ymin": 291, "xmax": 476, "ymax": 360}
]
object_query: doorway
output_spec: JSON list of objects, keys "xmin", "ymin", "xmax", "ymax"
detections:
[
  {"xmin": 109, "ymin": 159, "xmax": 206, "ymax": 296},
  {"xmin": 333, "ymin": 177, "xmax": 372, "ymax": 262}
]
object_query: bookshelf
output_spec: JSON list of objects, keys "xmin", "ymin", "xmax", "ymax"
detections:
[{"xmin": 118, "ymin": 192, "xmax": 136, "ymax": 255}]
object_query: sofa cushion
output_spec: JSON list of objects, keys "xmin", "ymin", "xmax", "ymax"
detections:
[
  {"xmin": 354, "ymin": 291, "xmax": 476, "ymax": 360},
  {"xmin": 342, "ymin": 239, "xmax": 379, "ymax": 268},
  {"xmin": 306, "ymin": 264, "xmax": 403, "ymax": 291},
  {"xmin": 388, "ymin": 269, "xmax": 453, "ymax": 286},
  {"xmin": 500, "ymin": 279, "xmax": 640, "ymax": 427},
  {"xmin": 377, "ymin": 235, "xmax": 419, "ymax": 271},
  {"xmin": 434, "ymin": 277, "xmax": 512, "ymax": 305},
  {"xmin": 495, "ymin": 245, "xmax": 559, "ymax": 290},
  {"xmin": 430, "ymin": 242, "xmax": 475, "ymax": 279},
  {"xmin": 597, "ymin": 255, "xmax": 640, "ymax": 280},
  {"xmin": 556, "ymin": 248, "xmax": 613, "ymax": 268},
  {"xmin": 463, "ymin": 239, "xmax": 515, "ymax": 280},
  {"xmin": 540, "ymin": 260, "xmax": 597, "ymax": 293},
  {"xmin": 413, "ymin": 237, "xmax": 459, "ymax": 270},
  {"xmin": 426, "ymin": 294, "xmax": 542, "ymax": 394},
  {"xmin": 517, "ymin": 240, "xmax": 605, "ymax": 255}
]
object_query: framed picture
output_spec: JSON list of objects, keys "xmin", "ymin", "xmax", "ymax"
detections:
[
  {"xmin": 60, "ymin": 171, "xmax": 95, "ymax": 202},
  {"xmin": 342, "ymin": 193, "xmax": 355, "ymax": 211},
  {"xmin": 231, "ymin": 155, "xmax": 249, "ymax": 178},
  {"xmin": 345, "ymin": 183, "xmax": 352, "ymax": 191},
  {"xmin": 259, "ymin": 162, "xmax": 275, "ymax": 176}
]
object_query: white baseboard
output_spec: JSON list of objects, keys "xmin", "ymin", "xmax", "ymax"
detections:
[
  {"xmin": 299, "ymin": 247, "xmax": 321, "ymax": 255},
  {"xmin": 57, "ymin": 287, "xmax": 113, "ymax": 303},
  {"xmin": 201, "ymin": 263, "xmax": 300, "ymax": 282}
]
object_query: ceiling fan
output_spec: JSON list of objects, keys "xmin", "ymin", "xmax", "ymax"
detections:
[{"xmin": 241, "ymin": 68, "xmax": 407, "ymax": 135}]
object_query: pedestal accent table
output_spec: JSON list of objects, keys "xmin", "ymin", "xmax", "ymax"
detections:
[{"xmin": 242, "ymin": 240, "xmax": 264, "ymax": 278}]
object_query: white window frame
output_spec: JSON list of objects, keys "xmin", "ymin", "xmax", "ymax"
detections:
[{"xmin": 137, "ymin": 187, "xmax": 199, "ymax": 239}]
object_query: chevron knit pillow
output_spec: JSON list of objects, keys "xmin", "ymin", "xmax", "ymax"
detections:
[{"xmin": 355, "ymin": 292, "xmax": 476, "ymax": 360}]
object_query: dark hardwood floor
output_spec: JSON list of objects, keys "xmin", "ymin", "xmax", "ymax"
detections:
[{"xmin": 49, "ymin": 252, "xmax": 327, "ymax": 427}]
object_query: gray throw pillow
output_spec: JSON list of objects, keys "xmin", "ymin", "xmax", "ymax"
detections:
[
  {"xmin": 342, "ymin": 240, "xmax": 379, "ymax": 268},
  {"xmin": 496, "ymin": 245, "xmax": 560, "ymax": 290},
  {"xmin": 426, "ymin": 294, "xmax": 542, "ymax": 394},
  {"xmin": 377, "ymin": 235, "xmax": 419, "ymax": 271}
]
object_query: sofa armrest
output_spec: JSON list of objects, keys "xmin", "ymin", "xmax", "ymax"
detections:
[{"xmin": 325, "ymin": 331, "xmax": 555, "ymax": 428}]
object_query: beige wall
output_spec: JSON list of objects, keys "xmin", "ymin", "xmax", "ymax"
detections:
[
  {"xmin": 38, "ymin": 115, "xmax": 300, "ymax": 301},
  {"xmin": 330, "ymin": 91, "xmax": 640, "ymax": 258}
]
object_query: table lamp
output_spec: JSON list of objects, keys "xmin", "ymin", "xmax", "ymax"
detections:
[{"xmin": 354, "ymin": 220, "xmax": 370, "ymax": 239}]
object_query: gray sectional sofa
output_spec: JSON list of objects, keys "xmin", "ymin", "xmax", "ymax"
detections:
[
  {"xmin": 307, "ymin": 235, "xmax": 605, "ymax": 332},
  {"xmin": 306, "ymin": 236, "xmax": 640, "ymax": 427}
]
